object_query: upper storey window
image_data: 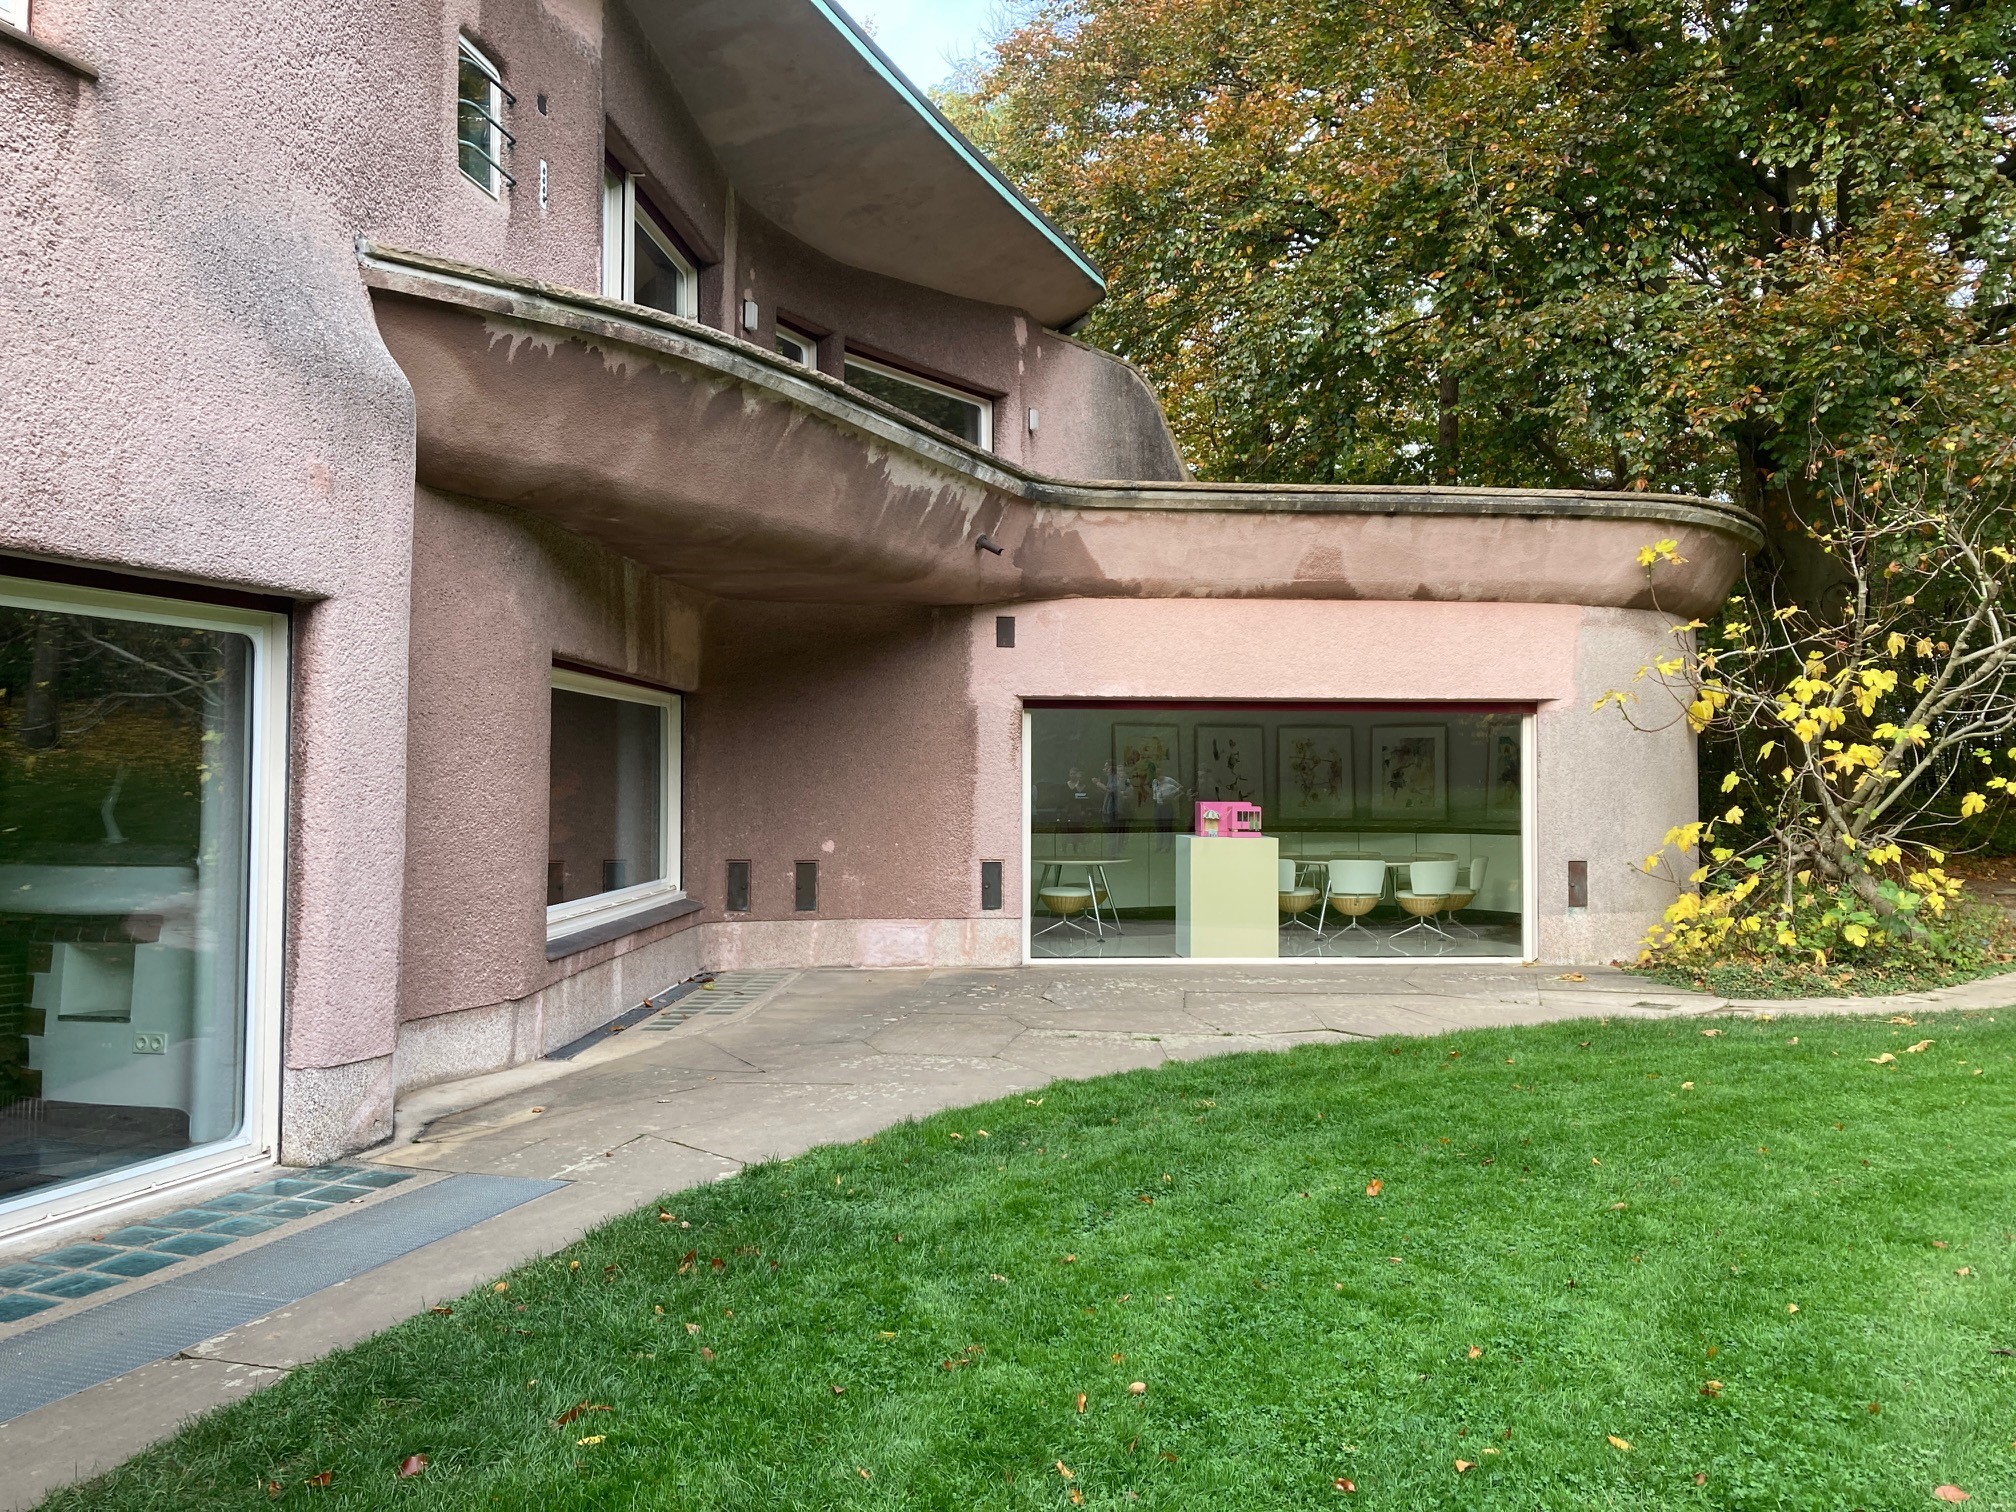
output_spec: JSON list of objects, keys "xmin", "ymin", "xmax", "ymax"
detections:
[
  {"xmin": 601, "ymin": 169, "xmax": 698, "ymax": 321},
  {"xmin": 776, "ymin": 326, "xmax": 818, "ymax": 369},
  {"xmin": 456, "ymin": 38, "xmax": 513, "ymax": 196},
  {"xmin": 844, "ymin": 356, "xmax": 992, "ymax": 450}
]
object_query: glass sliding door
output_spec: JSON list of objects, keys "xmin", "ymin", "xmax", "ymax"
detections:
[
  {"xmin": 1026, "ymin": 704, "xmax": 1528, "ymax": 962},
  {"xmin": 0, "ymin": 577, "xmax": 283, "ymax": 1222}
]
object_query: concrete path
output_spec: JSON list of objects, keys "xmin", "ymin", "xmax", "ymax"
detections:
[{"xmin": 5, "ymin": 960, "xmax": 2013, "ymax": 1507}]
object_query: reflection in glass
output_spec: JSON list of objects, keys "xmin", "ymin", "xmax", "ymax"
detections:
[
  {"xmin": 1028, "ymin": 706, "xmax": 1525, "ymax": 961},
  {"xmin": 631, "ymin": 216, "xmax": 690, "ymax": 319},
  {"xmin": 0, "ymin": 604, "xmax": 253, "ymax": 1202},
  {"xmin": 548, "ymin": 688, "xmax": 664, "ymax": 906}
]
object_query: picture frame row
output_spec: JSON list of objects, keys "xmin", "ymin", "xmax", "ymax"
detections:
[{"xmin": 1110, "ymin": 721, "xmax": 1522, "ymax": 822}]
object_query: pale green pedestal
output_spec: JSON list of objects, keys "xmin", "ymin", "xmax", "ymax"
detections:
[{"xmin": 1175, "ymin": 835, "xmax": 1280, "ymax": 959}]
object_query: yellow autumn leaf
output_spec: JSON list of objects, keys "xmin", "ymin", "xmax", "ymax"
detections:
[
  {"xmin": 1842, "ymin": 923, "xmax": 1869, "ymax": 947},
  {"xmin": 1607, "ymin": 1436, "xmax": 1632, "ymax": 1452},
  {"xmin": 1720, "ymin": 772, "xmax": 1740, "ymax": 793},
  {"xmin": 1961, "ymin": 792, "xmax": 1988, "ymax": 818}
]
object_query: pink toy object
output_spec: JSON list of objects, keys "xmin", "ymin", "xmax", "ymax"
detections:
[{"xmin": 1194, "ymin": 801, "xmax": 1264, "ymax": 838}]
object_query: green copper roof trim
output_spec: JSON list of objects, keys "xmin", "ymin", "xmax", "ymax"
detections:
[{"xmin": 805, "ymin": 0, "xmax": 1107, "ymax": 298}]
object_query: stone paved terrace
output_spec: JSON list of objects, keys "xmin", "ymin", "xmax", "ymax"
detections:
[{"xmin": 5, "ymin": 960, "xmax": 2015, "ymax": 1507}]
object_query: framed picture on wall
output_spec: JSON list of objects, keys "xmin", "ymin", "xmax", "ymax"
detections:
[
  {"xmin": 1195, "ymin": 724, "xmax": 1264, "ymax": 805},
  {"xmin": 1278, "ymin": 726, "xmax": 1353, "ymax": 821},
  {"xmin": 1485, "ymin": 719, "xmax": 1523, "ymax": 818},
  {"xmin": 1112, "ymin": 723, "xmax": 1181, "ymax": 817},
  {"xmin": 1370, "ymin": 724, "xmax": 1448, "ymax": 820}
]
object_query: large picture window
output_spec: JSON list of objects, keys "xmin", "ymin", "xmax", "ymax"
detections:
[
  {"xmin": 0, "ymin": 575, "xmax": 284, "ymax": 1228},
  {"xmin": 1026, "ymin": 704, "xmax": 1529, "ymax": 963},
  {"xmin": 546, "ymin": 669, "xmax": 682, "ymax": 941}
]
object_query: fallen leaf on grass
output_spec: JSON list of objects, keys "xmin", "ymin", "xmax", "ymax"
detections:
[
  {"xmin": 1701, "ymin": 1381, "xmax": 1723, "ymax": 1398},
  {"xmin": 1468, "ymin": 1346, "xmax": 1482, "ymax": 1360},
  {"xmin": 1934, "ymin": 1488, "xmax": 1970, "ymax": 1503},
  {"xmin": 699, "ymin": 1347, "xmax": 715, "ymax": 1362},
  {"xmin": 575, "ymin": 1436, "xmax": 604, "ymax": 1447},
  {"xmin": 857, "ymin": 1468, "xmax": 871, "ymax": 1481},
  {"xmin": 492, "ymin": 1283, "xmax": 509, "ymax": 1295},
  {"xmin": 1129, "ymin": 1381, "xmax": 1147, "ymax": 1395},
  {"xmin": 304, "ymin": 1472, "xmax": 334, "ymax": 1488},
  {"xmin": 1365, "ymin": 1179, "xmax": 1384, "ymax": 1197},
  {"xmin": 554, "ymin": 1404, "xmax": 610, "ymax": 1427},
  {"xmin": 1869, "ymin": 1053, "xmax": 1898, "ymax": 1065},
  {"xmin": 1694, "ymin": 1473, "xmax": 1708, "ymax": 1486},
  {"xmin": 1682, "ymin": 1081, "xmax": 1695, "ymax": 1089},
  {"xmin": 1455, "ymin": 1459, "xmax": 1475, "ymax": 1473},
  {"xmin": 1889, "ymin": 1015, "xmax": 1916, "ymax": 1026},
  {"xmin": 428, "ymin": 1306, "xmax": 452, "ymax": 1316},
  {"xmin": 1905, "ymin": 1040, "xmax": 1934, "ymax": 1053},
  {"xmin": 396, "ymin": 1455, "xmax": 428, "ymax": 1479},
  {"xmin": 1334, "ymin": 1477, "xmax": 1357, "ymax": 1493},
  {"xmin": 1057, "ymin": 1461, "xmax": 1075, "ymax": 1480},
  {"xmin": 1956, "ymin": 1267, "xmax": 1974, "ymax": 1277},
  {"xmin": 1700, "ymin": 1028, "xmax": 1722, "ymax": 1037},
  {"xmin": 1075, "ymin": 1393, "xmax": 1087, "ymax": 1413},
  {"xmin": 1787, "ymin": 1303, "xmax": 1800, "ymax": 1314},
  {"xmin": 1070, "ymin": 1490, "xmax": 1084, "ymax": 1506},
  {"xmin": 1607, "ymin": 1436, "xmax": 1632, "ymax": 1452}
]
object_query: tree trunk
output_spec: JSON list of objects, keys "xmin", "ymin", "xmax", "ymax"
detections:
[
  {"xmin": 1436, "ymin": 370, "xmax": 1459, "ymax": 482},
  {"xmin": 1737, "ymin": 430, "xmax": 1855, "ymax": 614},
  {"xmin": 20, "ymin": 616, "xmax": 63, "ymax": 752}
]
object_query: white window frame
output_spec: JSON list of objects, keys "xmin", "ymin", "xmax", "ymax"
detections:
[
  {"xmin": 600, "ymin": 168, "xmax": 698, "ymax": 321},
  {"xmin": 844, "ymin": 354, "xmax": 994, "ymax": 450},
  {"xmin": 457, "ymin": 37, "xmax": 510, "ymax": 197},
  {"xmin": 0, "ymin": 575, "xmax": 289, "ymax": 1245},
  {"xmin": 545, "ymin": 668, "xmax": 684, "ymax": 945},
  {"xmin": 776, "ymin": 325, "xmax": 818, "ymax": 370},
  {"xmin": 0, "ymin": 0, "xmax": 30, "ymax": 33}
]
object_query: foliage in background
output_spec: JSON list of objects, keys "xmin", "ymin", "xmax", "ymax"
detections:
[{"xmin": 947, "ymin": 0, "xmax": 2016, "ymax": 602}]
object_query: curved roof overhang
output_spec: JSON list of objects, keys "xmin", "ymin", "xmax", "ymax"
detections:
[
  {"xmin": 623, "ymin": 0, "xmax": 1105, "ymax": 327},
  {"xmin": 360, "ymin": 246, "xmax": 1760, "ymax": 618}
]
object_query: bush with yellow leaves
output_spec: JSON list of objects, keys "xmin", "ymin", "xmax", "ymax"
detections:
[{"xmin": 1603, "ymin": 465, "xmax": 2016, "ymax": 982}]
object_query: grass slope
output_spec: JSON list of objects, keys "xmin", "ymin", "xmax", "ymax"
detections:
[{"xmin": 43, "ymin": 1013, "xmax": 2016, "ymax": 1510}]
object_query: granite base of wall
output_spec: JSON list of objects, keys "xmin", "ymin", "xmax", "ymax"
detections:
[{"xmin": 280, "ymin": 1056, "xmax": 394, "ymax": 1166}]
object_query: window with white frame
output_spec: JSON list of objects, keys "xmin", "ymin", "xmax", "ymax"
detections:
[
  {"xmin": 0, "ymin": 0, "xmax": 29, "ymax": 32},
  {"xmin": 601, "ymin": 168, "xmax": 698, "ymax": 320},
  {"xmin": 843, "ymin": 355, "xmax": 993, "ymax": 449},
  {"xmin": 546, "ymin": 669, "xmax": 682, "ymax": 939},
  {"xmin": 456, "ymin": 37, "xmax": 512, "ymax": 196},
  {"xmin": 776, "ymin": 325, "xmax": 818, "ymax": 369}
]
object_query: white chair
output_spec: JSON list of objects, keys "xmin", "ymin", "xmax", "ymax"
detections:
[
  {"xmin": 1443, "ymin": 857, "xmax": 1488, "ymax": 936},
  {"xmin": 1278, "ymin": 858, "xmax": 1323, "ymax": 935},
  {"xmin": 1035, "ymin": 884, "xmax": 1099, "ymax": 939},
  {"xmin": 1321, "ymin": 856, "xmax": 1389, "ymax": 941},
  {"xmin": 1394, "ymin": 858, "xmax": 1460, "ymax": 947}
]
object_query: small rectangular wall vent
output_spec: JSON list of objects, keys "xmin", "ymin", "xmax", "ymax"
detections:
[
  {"xmin": 995, "ymin": 615, "xmax": 1015, "ymax": 648},
  {"xmin": 980, "ymin": 861, "xmax": 1004, "ymax": 911},
  {"xmin": 794, "ymin": 860, "xmax": 819, "ymax": 913},
  {"xmin": 725, "ymin": 860, "xmax": 751, "ymax": 913},
  {"xmin": 1567, "ymin": 860, "xmax": 1589, "ymax": 909}
]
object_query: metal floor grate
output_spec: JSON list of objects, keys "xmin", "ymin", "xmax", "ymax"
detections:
[
  {"xmin": 0, "ymin": 1165, "xmax": 414, "ymax": 1327},
  {"xmin": 0, "ymin": 1173, "xmax": 561, "ymax": 1422},
  {"xmin": 641, "ymin": 970, "xmax": 795, "ymax": 1030}
]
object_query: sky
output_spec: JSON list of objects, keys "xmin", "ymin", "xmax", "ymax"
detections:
[{"xmin": 836, "ymin": 0, "xmax": 1006, "ymax": 92}]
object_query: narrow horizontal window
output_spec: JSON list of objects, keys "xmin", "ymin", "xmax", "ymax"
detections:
[{"xmin": 844, "ymin": 356, "xmax": 992, "ymax": 450}]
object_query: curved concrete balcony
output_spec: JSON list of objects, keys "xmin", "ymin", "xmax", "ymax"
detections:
[{"xmin": 360, "ymin": 246, "xmax": 1759, "ymax": 616}]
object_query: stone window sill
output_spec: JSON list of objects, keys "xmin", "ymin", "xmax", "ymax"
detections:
[
  {"xmin": 0, "ymin": 20, "xmax": 96, "ymax": 79},
  {"xmin": 545, "ymin": 895, "xmax": 702, "ymax": 960}
]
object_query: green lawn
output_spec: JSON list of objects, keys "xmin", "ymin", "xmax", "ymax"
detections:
[{"xmin": 44, "ymin": 1013, "xmax": 2016, "ymax": 1510}]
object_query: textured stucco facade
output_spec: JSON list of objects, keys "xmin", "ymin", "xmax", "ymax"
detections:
[{"xmin": 1, "ymin": 0, "xmax": 1754, "ymax": 1202}]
